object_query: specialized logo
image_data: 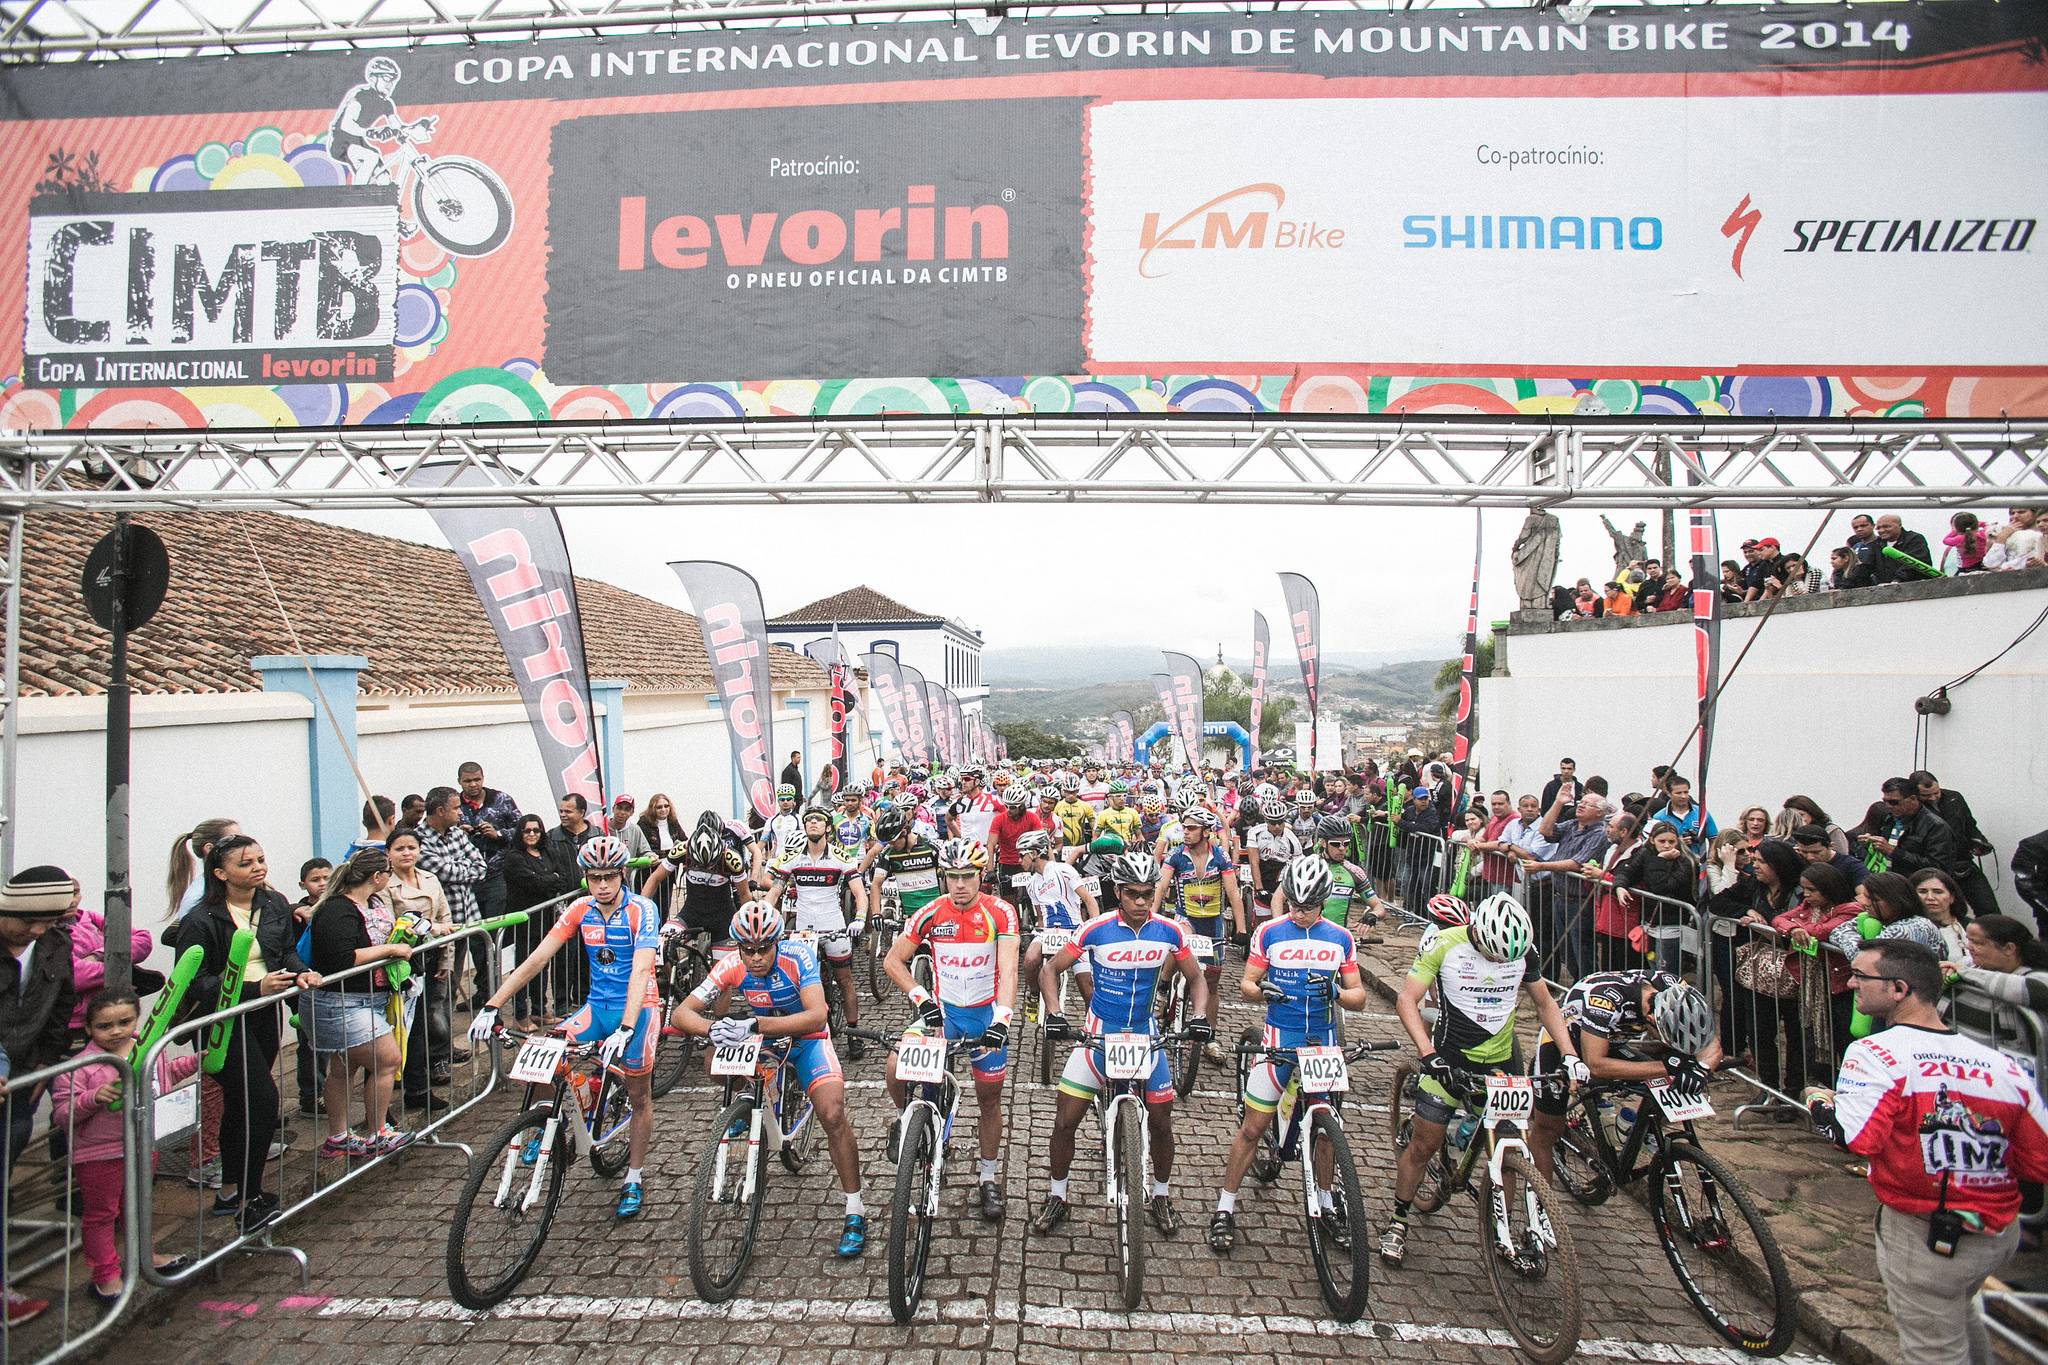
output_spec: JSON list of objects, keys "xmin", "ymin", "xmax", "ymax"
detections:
[
  {"xmin": 1402, "ymin": 213, "xmax": 1663, "ymax": 252},
  {"xmin": 1722, "ymin": 194, "xmax": 1762, "ymax": 279},
  {"xmin": 1137, "ymin": 184, "xmax": 1346, "ymax": 279},
  {"xmin": 1785, "ymin": 216, "xmax": 2035, "ymax": 255}
]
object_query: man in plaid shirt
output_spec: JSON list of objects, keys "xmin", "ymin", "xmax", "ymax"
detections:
[{"xmin": 418, "ymin": 786, "xmax": 491, "ymax": 1018}]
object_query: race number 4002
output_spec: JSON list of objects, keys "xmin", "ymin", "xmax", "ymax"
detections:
[{"xmin": 1483, "ymin": 1074, "xmax": 1535, "ymax": 1128}]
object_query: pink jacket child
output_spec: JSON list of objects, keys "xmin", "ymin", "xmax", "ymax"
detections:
[
  {"xmin": 66, "ymin": 909, "xmax": 154, "ymax": 1030},
  {"xmin": 48, "ymin": 1041, "xmax": 199, "ymax": 1290}
]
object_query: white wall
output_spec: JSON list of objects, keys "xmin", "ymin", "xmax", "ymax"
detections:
[
  {"xmin": 1479, "ymin": 578, "xmax": 2048, "ymax": 915},
  {"xmin": 767, "ymin": 622, "xmax": 989, "ymax": 709},
  {"xmin": 18, "ymin": 693, "xmax": 315, "ymax": 968}
]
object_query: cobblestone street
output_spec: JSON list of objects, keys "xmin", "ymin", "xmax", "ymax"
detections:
[{"xmin": 92, "ymin": 965, "xmax": 1837, "ymax": 1364}]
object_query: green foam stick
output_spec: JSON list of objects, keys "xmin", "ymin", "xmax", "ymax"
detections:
[
  {"xmin": 1880, "ymin": 544, "xmax": 1943, "ymax": 580},
  {"xmin": 111, "ymin": 944, "xmax": 204, "ymax": 1112},
  {"xmin": 202, "ymin": 928, "xmax": 255, "ymax": 1074}
]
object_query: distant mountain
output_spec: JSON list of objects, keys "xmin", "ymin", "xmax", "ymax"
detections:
[
  {"xmin": 983, "ymin": 644, "xmax": 1447, "ymax": 689},
  {"xmin": 985, "ymin": 658, "xmax": 1445, "ymax": 732}
]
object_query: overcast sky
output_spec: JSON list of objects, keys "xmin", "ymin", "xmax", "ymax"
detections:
[{"xmin": 306, "ymin": 501, "xmax": 1885, "ymax": 656}]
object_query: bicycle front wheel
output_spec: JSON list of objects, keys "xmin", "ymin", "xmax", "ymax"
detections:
[
  {"xmin": 1655, "ymin": 1140, "xmax": 1796, "ymax": 1357},
  {"xmin": 688, "ymin": 1097, "xmax": 767, "ymax": 1302},
  {"xmin": 1112, "ymin": 1098, "xmax": 1148, "ymax": 1311},
  {"xmin": 1306, "ymin": 1109, "xmax": 1371, "ymax": 1322},
  {"xmin": 446, "ymin": 1105, "xmax": 567, "ymax": 1309},
  {"xmin": 862, "ymin": 927, "xmax": 887, "ymax": 1003},
  {"xmin": 887, "ymin": 1104, "xmax": 940, "ymax": 1324},
  {"xmin": 1477, "ymin": 1146, "xmax": 1581, "ymax": 1365}
]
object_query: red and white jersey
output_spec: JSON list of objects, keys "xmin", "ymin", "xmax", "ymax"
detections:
[
  {"xmin": 901, "ymin": 892, "xmax": 1018, "ymax": 1008},
  {"xmin": 956, "ymin": 790, "xmax": 1002, "ymax": 845},
  {"xmin": 1834, "ymin": 1023, "xmax": 2048, "ymax": 1230}
]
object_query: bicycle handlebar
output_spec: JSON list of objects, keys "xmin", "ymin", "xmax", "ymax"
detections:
[{"xmin": 1237, "ymin": 1038, "xmax": 1405, "ymax": 1063}]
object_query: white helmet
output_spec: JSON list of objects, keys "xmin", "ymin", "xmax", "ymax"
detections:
[
  {"xmin": 1467, "ymin": 893, "xmax": 1533, "ymax": 963},
  {"xmin": 1279, "ymin": 854, "xmax": 1332, "ymax": 908},
  {"xmin": 1650, "ymin": 981, "xmax": 1716, "ymax": 1056}
]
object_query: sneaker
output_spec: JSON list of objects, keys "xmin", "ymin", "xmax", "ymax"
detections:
[
  {"xmin": 724, "ymin": 1113, "xmax": 750, "ymax": 1140},
  {"xmin": 265, "ymin": 1139, "xmax": 289, "ymax": 1161},
  {"xmin": 1148, "ymin": 1193, "xmax": 1179, "ymax": 1236},
  {"xmin": 616, "ymin": 1181, "xmax": 644, "ymax": 1219},
  {"xmin": 1207, "ymin": 1209, "xmax": 1236, "ymax": 1254},
  {"xmin": 1203, "ymin": 1042, "xmax": 1227, "ymax": 1065},
  {"xmin": 845, "ymin": 1033, "xmax": 868, "ymax": 1062},
  {"xmin": 238, "ymin": 1192, "xmax": 281, "ymax": 1234},
  {"xmin": 184, "ymin": 1158, "xmax": 221, "ymax": 1189},
  {"xmin": 430, "ymin": 1066, "xmax": 453, "ymax": 1087},
  {"xmin": 5, "ymin": 1290, "xmax": 50, "ymax": 1326},
  {"xmin": 296, "ymin": 1098, "xmax": 318, "ymax": 1118},
  {"xmin": 449, "ymin": 1047, "xmax": 472, "ymax": 1065},
  {"xmin": 1030, "ymin": 1195, "xmax": 1070, "ymax": 1235},
  {"xmin": 979, "ymin": 1181, "xmax": 1005, "ymax": 1223},
  {"xmin": 370, "ymin": 1126, "xmax": 415, "ymax": 1155},
  {"xmin": 208, "ymin": 1192, "xmax": 242, "ymax": 1218},
  {"xmin": 88, "ymin": 1281, "xmax": 123, "ymax": 1307},
  {"xmin": 836, "ymin": 1213, "xmax": 867, "ymax": 1257},
  {"xmin": 320, "ymin": 1132, "xmax": 374, "ymax": 1159},
  {"xmin": 1378, "ymin": 1219, "xmax": 1408, "ymax": 1266}
]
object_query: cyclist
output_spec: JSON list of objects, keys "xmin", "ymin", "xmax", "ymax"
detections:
[
  {"xmin": 1093, "ymin": 779, "xmax": 1144, "ymax": 851},
  {"xmin": 989, "ymin": 784, "xmax": 1044, "ymax": 919},
  {"xmin": 1527, "ymin": 973, "xmax": 1720, "ymax": 1181},
  {"xmin": 1137, "ymin": 792, "xmax": 1171, "ymax": 852},
  {"xmin": 1161, "ymin": 805, "xmax": 1246, "ymax": 1063},
  {"xmin": 1209, "ymin": 855, "xmax": 1370, "ymax": 1253},
  {"xmin": 1287, "ymin": 788, "xmax": 1322, "ymax": 848},
  {"xmin": 882, "ymin": 838, "xmax": 1020, "ymax": 1221},
  {"xmin": 675, "ymin": 900, "xmax": 870, "ymax": 1257},
  {"xmin": 869, "ymin": 805, "xmax": 943, "ymax": 926},
  {"xmin": 832, "ymin": 785, "xmax": 872, "ymax": 852},
  {"xmin": 328, "ymin": 57, "xmax": 434, "ymax": 200},
  {"xmin": 1275, "ymin": 815, "xmax": 1384, "ymax": 936},
  {"xmin": 1051, "ymin": 775, "xmax": 1095, "ymax": 851},
  {"xmin": 644, "ymin": 823, "xmax": 745, "ymax": 940},
  {"xmin": 954, "ymin": 766, "xmax": 1003, "ymax": 847},
  {"xmin": 765, "ymin": 807, "xmax": 871, "ymax": 1058},
  {"xmin": 929, "ymin": 771, "xmax": 960, "ymax": 838},
  {"xmin": 470, "ymin": 836, "xmax": 660, "ymax": 1219},
  {"xmin": 763, "ymin": 784, "xmax": 804, "ymax": 860},
  {"xmin": 1031, "ymin": 850, "xmax": 1211, "ymax": 1238},
  {"xmin": 1379, "ymin": 893, "xmax": 1587, "ymax": 1267},
  {"xmin": 1016, "ymin": 829, "xmax": 1100, "ymax": 1022},
  {"xmin": 1417, "ymin": 892, "xmax": 1470, "ymax": 957},
  {"xmin": 1244, "ymin": 797, "xmax": 1302, "ymax": 921}
]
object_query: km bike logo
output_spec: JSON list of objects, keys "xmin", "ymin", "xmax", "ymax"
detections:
[{"xmin": 1136, "ymin": 183, "xmax": 1346, "ymax": 279}]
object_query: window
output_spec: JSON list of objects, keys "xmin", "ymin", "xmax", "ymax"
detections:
[{"xmin": 872, "ymin": 638, "xmax": 899, "ymax": 661}]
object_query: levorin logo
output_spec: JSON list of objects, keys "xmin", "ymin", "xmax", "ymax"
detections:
[{"xmin": 1136, "ymin": 184, "xmax": 1346, "ymax": 279}]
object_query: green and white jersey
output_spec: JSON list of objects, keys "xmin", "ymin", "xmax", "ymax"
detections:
[{"xmin": 1407, "ymin": 925, "xmax": 1539, "ymax": 1065}]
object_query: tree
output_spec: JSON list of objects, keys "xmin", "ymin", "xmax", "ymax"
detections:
[
  {"xmin": 1204, "ymin": 668, "xmax": 1297, "ymax": 748},
  {"xmin": 991, "ymin": 720, "xmax": 1076, "ymax": 761},
  {"xmin": 1433, "ymin": 636, "xmax": 1498, "ymax": 723}
]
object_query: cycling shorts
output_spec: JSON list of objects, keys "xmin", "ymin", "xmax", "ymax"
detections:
[
  {"xmin": 785, "ymin": 1036, "xmax": 845, "ymax": 1094},
  {"xmin": 1530, "ymin": 1037, "xmax": 1591, "ymax": 1117},
  {"xmin": 1243, "ymin": 1023, "xmax": 1340, "ymax": 1115},
  {"xmin": 561, "ymin": 1000, "xmax": 657, "ymax": 1077},
  {"xmin": 1412, "ymin": 1043, "xmax": 1527, "ymax": 1126},
  {"xmin": 1032, "ymin": 927, "xmax": 1092, "ymax": 975},
  {"xmin": 928, "ymin": 1003, "xmax": 1006, "ymax": 1082},
  {"xmin": 792, "ymin": 923, "xmax": 853, "ymax": 964},
  {"xmin": 1057, "ymin": 1017, "xmax": 1173, "ymax": 1105},
  {"xmin": 1185, "ymin": 914, "xmax": 1227, "ymax": 964}
]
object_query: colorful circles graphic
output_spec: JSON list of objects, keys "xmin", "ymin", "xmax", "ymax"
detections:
[
  {"xmin": 1383, "ymin": 383, "xmax": 1520, "ymax": 416},
  {"xmin": 244, "ymin": 127, "xmax": 285, "ymax": 160},
  {"xmin": 208, "ymin": 153, "xmax": 298, "ymax": 190},
  {"xmin": 1635, "ymin": 385, "xmax": 1700, "ymax": 418},
  {"xmin": 549, "ymin": 387, "xmax": 631, "ymax": 421},
  {"xmin": 1169, "ymin": 379, "xmax": 1262, "ymax": 413},
  {"xmin": 148, "ymin": 156, "xmax": 209, "ymax": 193},
  {"xmin": 400, "ymin": 235, "xmax": 448, "ymax": 279},
  {"xmin": 190, "ymin": 386, "xmax": 297, "ymax": 428},
  {"xmin": 193, "ymin": 142, "xmax": 232, "ymax": 180},
  {"xmin": 1070, "ymin": 382, "xmax": 1141, "ymax": 414},
  {"xmin": 815, "ymin": 378, "xmax": 967, "ymax": 416},
  {"xmin": 68, "ymin": 389, "xmax": 206, "ymax": 430},
  {"xmin": 1020, "ymin": 376, "xmax": 1073, "ymax": 414},
  {"xmin": 392, "ymin": 284, "xmax": 442, "ymax": 348},
  {"xmin": 285, "ymin": 143, "xmax": 346, "ymax": 188},
  {"xmin": 1721, "ymin": 376, "xmax": 1831, "ymax": 418},
  {"xmin": 500, "ymin": 358, "xmax": 541, "ymax": 384},
  {"xmin": 0, "ymin": 385, "xmax": 62, "ymax": 432},
  {"xmin": 648, "ymin": 384, "xmax": 747, "ymax": 420},
  {"xmin": 362, "ymin": 391, "xmax": 424, "ymax": 426},
  {"xmin": 1282, "ymin": 374, "xmax": 1369, "ymax": 414},
  {"xmin": 409, "ymin": 367, "xmax": 549, "ymax": 425},
  {"xmin": 276, "ymin": 383, "xmax": 350, "ymax": 428}
]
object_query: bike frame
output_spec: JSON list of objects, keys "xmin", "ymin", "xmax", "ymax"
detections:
[
  {"xmin": 1431, "ymin": 1074, "xmax": 1566, "ymax": 1254},
  {"xmin": 1568, "ymin": 1081, "xmax": 1688, "ymax": 1187},
  {"xmin": 898, "ymin": 1040, "xmax": 971, "ymax": 1218},
  {"xmin": 1249, "ymin": 1040, "xmax": 1401, "ymax": 1219},
  {"xmin": 708, "ymin": 1041, "xmax": 812, "ymax": 1207},
  {"xmin": 498, "ymin": 1033, "xmax": 631, "ymax": 1213}
]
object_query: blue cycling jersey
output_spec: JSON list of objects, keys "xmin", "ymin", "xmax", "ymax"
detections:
[
  {"xmin": 1248, "ymin": 915, "xmax": 1356, "ymax": 1038},
  {"xmin": 547, "ymin": 893, "xmax": 661, "ymax": 1008},
  {"xmin": 692, "ymin": 936, "xmax": 828, "ymax": 1040},
  {"xmin": 1070, "ymin": 911, "xmax": 1191, "ymax": 1032}
]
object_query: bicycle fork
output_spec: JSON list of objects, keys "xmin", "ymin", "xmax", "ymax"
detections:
[
  {"xmin": 1487, "ymin": 1136, "xmax": 1557, "ymax": 1260},
  {"xmin": 502, "ymin": 1113, "xmax": 562, "ymax": 1213}
]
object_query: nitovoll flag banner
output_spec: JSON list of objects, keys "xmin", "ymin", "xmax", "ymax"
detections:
[
  {"xmin": 1150, "ymin": 672, "xmax": 1184, "ymax": 761},
  {"xmin": 902, "ymin": 662, "xmax": 945, "ymax": 767},
  {"xmin": 1110, "ymin": 709, "xmax": 1135, "ymax": 765},
  {"xmin": 1450, "ymin": 513, "xmax": 1483, "ymax": 810},
  {"xmin": 1278, "ymin": 572, "xmax": 1323, "ymax": 769},
  {"xmin": 406, "ymin": 462, "xmax": 603, "ymax": 803},
  {"xmin": 1688, "ymin": 507, "xmax": 1723, "ymax": 813},
  {"xmin": 805, "ymin": 636, "xmax": 852, "ymax": 792},
  {"xmin": 670, "ymin": 559, "xmax": 778, "ymax": 819},
  {"xmin": 1163, "ymin": 651, "xmax": 1206, "ymax": 770},
  {"xmin": 942, "ymin": 690, "xmax": 967, "ymax": 770},
  {"xmin": 8, "ymin": 3, "xmax": 2047, "ymax": 429},
  {"xmin": 1248, "ymin": 612, "xmax": 1270, "ymax": 771},
  {"xmin": 863, "ymin": 650, "xmax": 921, "ymax": 766}
]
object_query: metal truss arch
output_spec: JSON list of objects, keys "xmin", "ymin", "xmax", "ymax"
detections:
[{"xmin": 4, "ymin": 415, "xmax": 2044, "ymax": 511}]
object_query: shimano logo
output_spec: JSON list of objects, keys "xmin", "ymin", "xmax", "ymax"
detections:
[
  {"xmin": 1137, "ymin": 183, "xmax": 1346, "ymax": 279},
  {"xmin": 1402, "ymin": 213, "xmax": 1663, "ymax": 251}
]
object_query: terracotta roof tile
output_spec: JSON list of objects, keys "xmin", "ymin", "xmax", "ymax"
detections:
[
  {"xmin": 21, "ymin": 509, "xmax": 824, "ymax": 699},
  {"xmin": 767, "ymin": 584, "xmax": 949, "ymax": 627}
]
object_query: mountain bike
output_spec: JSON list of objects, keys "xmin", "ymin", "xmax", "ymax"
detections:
[
  {"xmin": 445, "ymin": 1028, "xmax": 636, "ymax": 1309},
  {"xmin": 1552, "ymin": 1075, "xmax": 1795, "ymax": 1356},
  {"xmin": 1235, "ymin": 1032, "xmax": 1403, "ymax": 1321},
  {"xmin": 851, "ymin": 1027, "xmax": 985, "ymax": 1324},
  {"xmin": 375, "ymin": 120, "xmax": 515, "ymax": 257},
  {"xmin": 686, "ymin": 1032, "xmax": 820, "ymax": 1302},
  {"xmin": 1061, "ymin": 1026, "xmax": 1197, "ymax": 1310},
  {"xmin": 1389, "ymin": 1065, "xmax": 1582, "ymax": 1364},
  {"xmin": 650, "ymin": 926, "xmax": 724, "ymax": 1098},
  {"xmin": 1034, "ymin": 927, "xmax": 1077, "ymax": 1086}
]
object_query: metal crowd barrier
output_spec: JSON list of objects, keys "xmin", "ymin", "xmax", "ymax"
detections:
[
  {"xmin": 1, "ymin": 1049, "xmax": 140, "ymax": 1365},
  {"xmin": 1943, "ymin": 974, "xmax": 2048, "ymax": 1102},
  {"xmin": 1708, "ymin": 917, "xmax": 1860, "ymax": 1124}
]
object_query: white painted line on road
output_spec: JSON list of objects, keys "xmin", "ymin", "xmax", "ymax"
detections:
[{"xmin": 311, "ymin": 1293, "xmax": 1831, "ymax": 1363}]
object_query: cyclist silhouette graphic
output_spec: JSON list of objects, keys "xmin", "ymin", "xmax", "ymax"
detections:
[{"xmin": 326, "ymin": 56, "xmax": 515, "ymax": 258}]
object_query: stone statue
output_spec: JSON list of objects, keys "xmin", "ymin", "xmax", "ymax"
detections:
[
  {"xmin": 1510, "ymin": 509, "xmax": 1562, "ymax": 610},
  {"xmin": 1600, "ymin": 516, "xmax": 1649, "ymax": 575}
]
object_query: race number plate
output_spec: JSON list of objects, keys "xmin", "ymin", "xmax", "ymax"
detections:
[
  {"xmin": 1648, "ymin": 1080, "xmax": 1714, "ymax": 1122},
  {"xmin": 708, "ymin": 1034, "xmax": 765, "ymax": 1077},
  {"xmin": 1080, "ymin": 876, "xmax": 1102, "ymax": 897},
  {"xmin": 508, "ymin": 1036, "xmax": 569, "ymax": 1084},
  {"xmin": 1483, "ymin": 1075, "xmax": 1535, "ymax": 1128},
  {"xmin": 1191, "ymin": 935, "xmax": 1217, "ymax": 964},
  {"xmin": 896, "ymin": 1034, "xmax": 948, "ymax": 1085},
  {"xmin": 789, "ymin": 929, "xmax": 819, "ymax": 949},
  {"xmin": 1297, "ymin": 1045, "xmax": 1349, "ymax": 1094},
  {"xmin": 1103, "ymin": 1032, "xmax": 1152, "ymax": 1081},
  {"xmin": 1038, "ymin": 928, "xmax": 1072, "ymax": 955},
  {"xmin": 1010, "ymin": 873, "xmax": 1033, "ymax": 888}
]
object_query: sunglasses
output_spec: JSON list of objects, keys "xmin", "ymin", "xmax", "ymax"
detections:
[
  {"xmin": 1848, "ymin": 970, "xmax": 1903, "ymax": 986},
  {"xmin": 1118, "ymin": 886, "xmax": 1151, "ymax": 900}
]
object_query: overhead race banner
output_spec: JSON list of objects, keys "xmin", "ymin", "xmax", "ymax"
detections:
[
  {"xmin": 863, "ymin": 649, "xmax": 923, "ymax": 766},
  {"xmin": 1163, "ymin": 652, "xmax": 1206, "ymax": 769},
  {"xmin": 1247, "ymin": 612, "xmax": 1270, "ymax": 771},
  {"xmin": 4, "ymin": 2, "xmax": 2045, "ymax": 430},
  {"xmin": 671, "ymin": 559, "xmax": 778, "ymax": 819},
  {"xmin": 1278, "ymin": 572, "xmax": 1322, "ymax": 769},
  {"xmin": 1450, "ymin": 513, "xmax": 1482, "ymax": 809},
  {"xmin": 407, "ymin": 463, "xmax": 602, "ymax": 802}
]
